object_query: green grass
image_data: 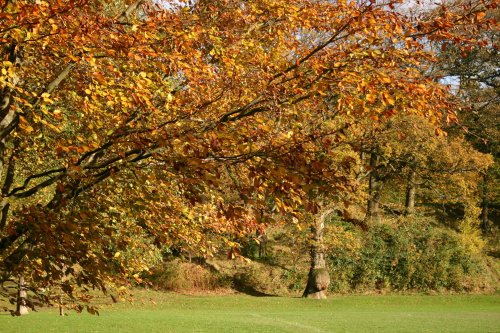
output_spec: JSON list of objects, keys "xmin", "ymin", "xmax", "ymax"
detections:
[{"xmin": 1, "ymin": 291, "xmax": 499, "ymax": 333}]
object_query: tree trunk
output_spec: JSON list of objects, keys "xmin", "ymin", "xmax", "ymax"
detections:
[
  {"xmin": 59, "ymin": 287, "xmax": 65, "ymax": 316},
  {"xmin": 405, "ymin": 169, "xmax": 416, "ymax": 215},
  {"xmin": 59, "ymin": 303, "xmax": 65, "ymax": 316},
  {"xmin": 480, "ymin": 172, "xmax": 491, "ymax": 234},
  {"xmin": 303, "ymin": 210, "xmax": 330, "ymax": 299},
  {"xmin": 359, "ymin": 151, "xmax": 366, "ymax": 175},
  {"xmin": 257, "ymin": 228, "xmax": 267, "ymax": 258},
  {"xmin": 366, "ymin": 151, "xmax": 382, "ymax": 223},
  {"xmin": 15, "ymin": 275, "xmax": 29, "ymax": 316}
]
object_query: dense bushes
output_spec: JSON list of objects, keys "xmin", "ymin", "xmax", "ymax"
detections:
[
  {"xmin": 145, "ymin": 217, "xmax": 497, "ymax": 295},
  {"xmin": 326, "ymin": 218, "xmax": 495, "ymax": 293}
]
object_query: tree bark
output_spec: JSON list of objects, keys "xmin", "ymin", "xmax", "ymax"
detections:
[
  {"xmin": 15, "ymin": 275, "xmax": 29, "ymax": 316},
  {"xmin": 257, "ymin": 229, "xmax": 267, "ymax": 258},
  {"xmin": 405, "ymin": 169, "xmax": 416, "ymax": 215},
  {"xmin": 366, "ymin": 151, "xmax": 382, "ymax": 223},
  {"xmin": 303, "ymin": 210, "xmax": 331, "ymax": 299},
  {"xmin": 480, "ymin": 172, "xmax": 491, "ymax": 234}
]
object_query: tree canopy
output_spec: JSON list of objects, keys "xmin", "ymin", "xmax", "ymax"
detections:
[{"xmin": 0, "ymin": 0, "xmax": 496, "ymax": 312}]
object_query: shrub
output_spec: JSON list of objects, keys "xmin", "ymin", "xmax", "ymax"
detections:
[{"xmin": 326, "ymin": 217, "xmax": 492, "ymax": 293}]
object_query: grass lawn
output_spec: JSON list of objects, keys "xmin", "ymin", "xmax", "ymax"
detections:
[{"xmin": 1, "ymin": 291, "xmax": 499, "ymax": 333}]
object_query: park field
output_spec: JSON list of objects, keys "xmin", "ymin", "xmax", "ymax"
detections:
[{"xmin": 1, "ymin": 291, "xmax": 499, "ymax": 333}]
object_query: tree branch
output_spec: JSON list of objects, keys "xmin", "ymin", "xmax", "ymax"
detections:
[
  {"xmin": 118, "ymin": 0, "xmax": 145, "ymax": 23},
  {"xmin": 8, "ymin": 168, "xmax": 66, "ymax": 197},
  {"xmin": 44, "ymin": 63, "xmax": 75, "ymax": 95}
]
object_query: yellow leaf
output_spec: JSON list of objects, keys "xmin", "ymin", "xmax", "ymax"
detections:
[
  {"xmin": 476, "ymin": 12, "xmax": 486, "ymax": 22},
  {"xmin": 381, "ymin": 77, "xmax": 391, "ymax": 84},
  {"xmin": 383, "ymin": 92, "xmax": 395, "ymax": 105},
  {"xmin": 366, "ymin": 94, "xmax": 376, "ymax": 103}
]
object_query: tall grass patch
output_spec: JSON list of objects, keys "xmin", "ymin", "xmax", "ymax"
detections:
[{"xmin": 148, "ymin": 259, "xmax": 230, "ymax": 292}]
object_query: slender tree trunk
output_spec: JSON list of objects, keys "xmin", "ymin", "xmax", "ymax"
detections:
[
  {"xmin": 58, "ymin": 284, "xmax": 65, "ymax": 316},
  {"xmin": 366, "ymin": 151, "xmax": 382, "ymax": 223},
  {"xmin": 59, "ymin": 297, "xmax": 65, "ymax": 316},
  {"xmin": 480, "ymin": 172, "xmax": 491, "ymax": 234},
  {"xmin": 257, "ymin": 229, "xmax": 267, "ymax": 258},
  {"xmin": 303, "ymin": 210, "xmax": 331, "ymax": 299},
  {"xmin": 0, "ymin": 67, "xmax": 18, "ymax": 228},
  {"xmin": 405, "ymin": 169, "xmax": 416, "ymax": 215},
  {"xmin": 58, "ymin": 263, "xmax": 67, "ymax": 316},
  {"xmin": 15, "ymin": 275, "xmax": 29, "ymax": 316},
  {"xmin": 0, "ymin": 44, "xmax": 23, "ymax": 315},
  {"xmin": 359, "ymin": 151, "xmax": 366, "ymax": 175}
]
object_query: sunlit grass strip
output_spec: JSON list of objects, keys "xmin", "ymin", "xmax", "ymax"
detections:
[{"xmin": 1, "ymin": 291, "xmax": 499, "ymax": 333}]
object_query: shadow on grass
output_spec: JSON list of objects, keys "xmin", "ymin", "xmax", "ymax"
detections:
[{"xmin": 232, "ymin": 278, "xmax": 278, "ymax": 297}]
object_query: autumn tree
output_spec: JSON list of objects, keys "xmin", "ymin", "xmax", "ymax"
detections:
[
  {"xmin": 437, "ymin": 6, "xmax": 499, "ymax": 233},
  {"xmin": 350, "ymin": 0, "xmax": 497, "ymax": 224},
  {"xmin": 356, "ymin": 115, "xmax": 492, "ymax": 217},
  {"xmin": 0, "ymin": 0, "xmax": 495, "ymax": 311},
  {"xmin": 299, "ymin": 0, "xmax": 496, "ymax": 297}
]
